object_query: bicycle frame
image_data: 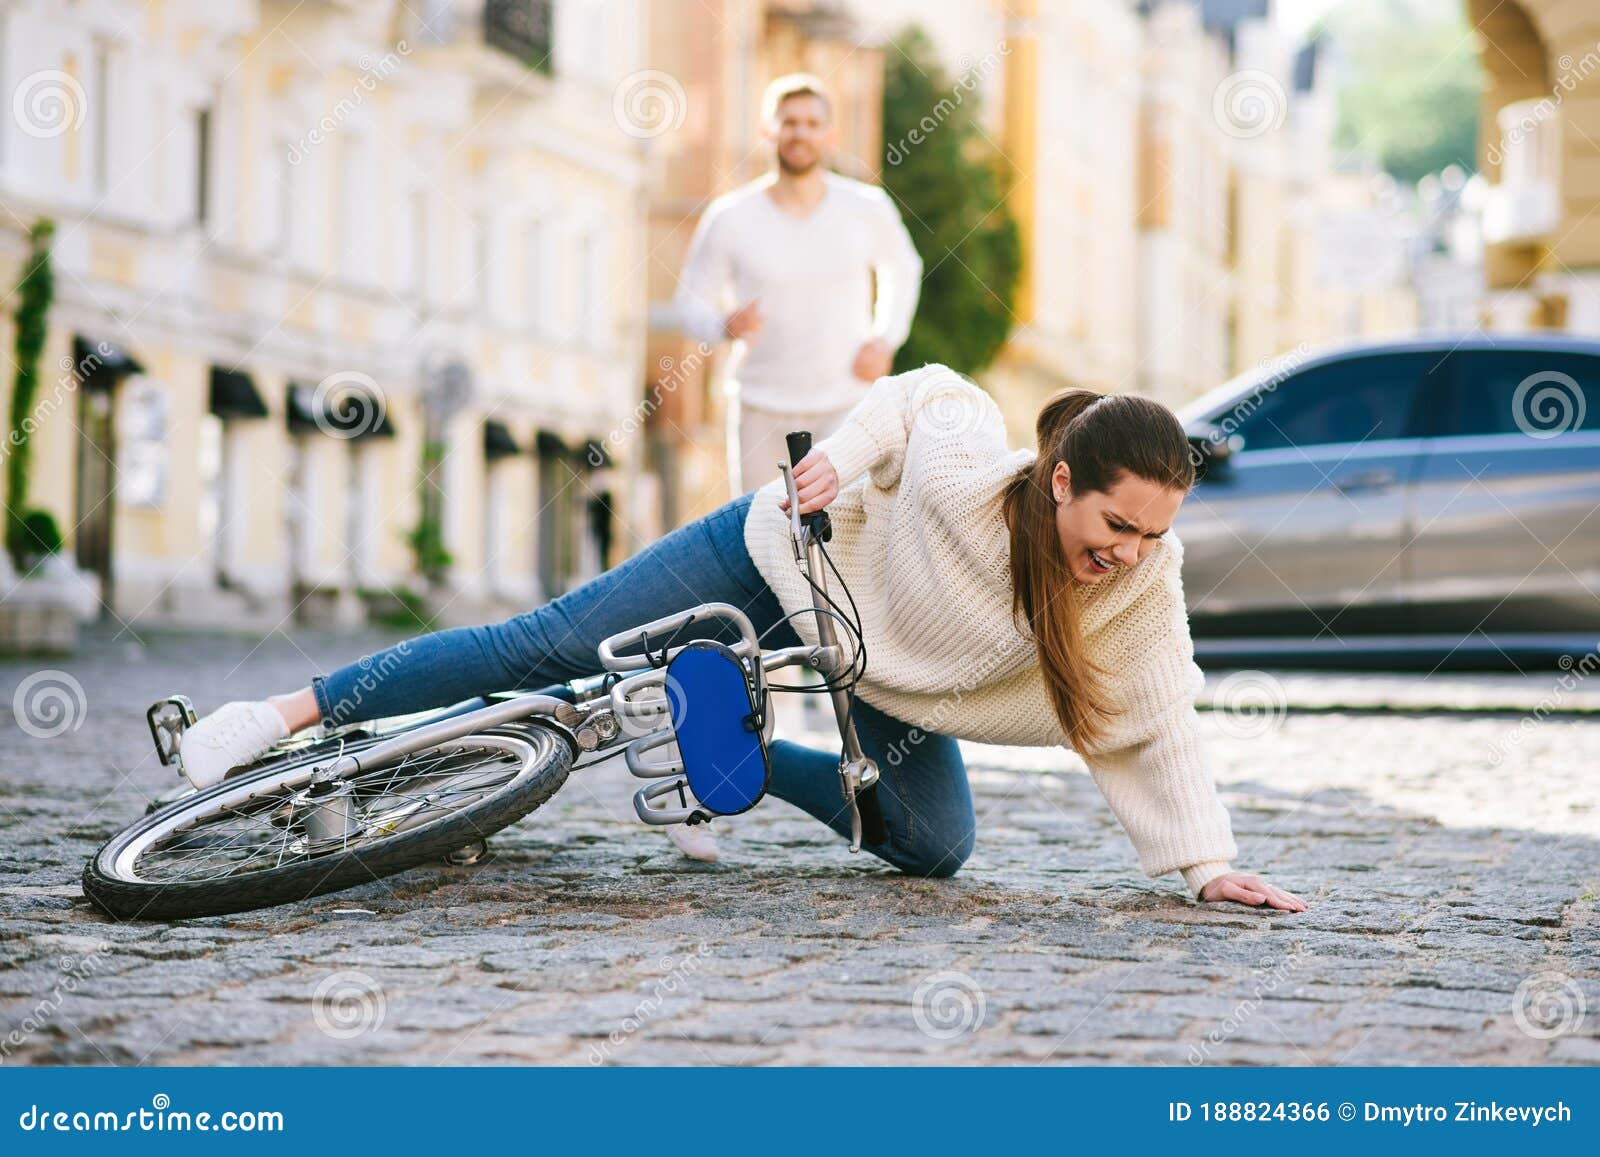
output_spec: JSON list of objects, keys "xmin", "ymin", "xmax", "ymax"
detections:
[{"xmin": 154, "ymin": 446, "xmax": 883, "ymax": 853}]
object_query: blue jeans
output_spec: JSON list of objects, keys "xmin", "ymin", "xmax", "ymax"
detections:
[{"xmin": 313, "ymin": 492, "xmax": 976, "ymax": 878}]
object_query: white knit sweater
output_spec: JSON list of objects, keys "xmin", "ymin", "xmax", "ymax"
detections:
[{"xmin": 742, "ymin": 364, "xmax": 1238, "ymax": 896}]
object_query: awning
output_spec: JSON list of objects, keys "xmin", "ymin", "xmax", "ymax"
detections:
[
  {"xmin": 73, "ymin": 334, "xmax": 144, "ymax": 390},
  {"xmin": 534, "ymin": 429, "xmax": 569, "ymax": 457},
  {"xmin": 484, "ymin": 420, "xmax": 521, "ymax": 460},
  {"xmin": 287, "ymin": 380, "xmax": 396, "ymax": 439},
  {"xmin": 209, "ymin": 366, "xmax": 269, "ymax": 419}
]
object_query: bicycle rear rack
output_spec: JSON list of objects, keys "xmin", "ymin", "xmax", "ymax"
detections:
[{"xmin": 595, "ymin": 604, "xmax": 772, "ymax": 827}]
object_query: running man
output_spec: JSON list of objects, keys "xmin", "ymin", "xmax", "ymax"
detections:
[{"xmin": 673, "ymin": 73, "xmax": 923, "ymax": 495}]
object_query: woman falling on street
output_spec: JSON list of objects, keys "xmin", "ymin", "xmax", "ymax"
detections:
[{"xmin": 175, "ymin": 365, "xmax": 1306, "ymax": 912}]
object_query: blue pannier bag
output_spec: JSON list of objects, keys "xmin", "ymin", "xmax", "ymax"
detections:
[{"xmin": 665, "ymin": 640, "xmax": 771, "ymax": 816}]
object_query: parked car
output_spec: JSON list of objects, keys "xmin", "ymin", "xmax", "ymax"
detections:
[{"xmin": 1174, "ymin": 336, "xmax": 1600, "ymax": 666}]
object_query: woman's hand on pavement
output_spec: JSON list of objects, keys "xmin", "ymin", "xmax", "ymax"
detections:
[
  {"xmin": 778, "ymin": 449, "xmax": 838, "ymax": 516},
  {"xmin": 1198, "ymin": 872, "xmax": 1307, "ymax": 911}
]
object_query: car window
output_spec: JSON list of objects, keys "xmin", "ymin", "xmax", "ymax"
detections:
[
  {"xmin": 1443, "ymin": 351, "xmax": 1598, "ymax": 436},
  {"xmin": 1227, "ymin": 354, "xmax": 1431, "ymax": 453}
]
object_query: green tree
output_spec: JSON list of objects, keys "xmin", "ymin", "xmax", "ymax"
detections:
[
  {"xmin": 1329, "ymin": 0, "xmax": 1482, "ymax": 182},
  {"xmin": 881, "ymin": 27, "xmax": 1020, "ymax": 377},
  {"xmin": 5, "ymin": 219, "xmax": 60, "ymax": 569}
]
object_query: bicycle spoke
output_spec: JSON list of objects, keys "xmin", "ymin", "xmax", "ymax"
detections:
[{"xmin": 130, "ymin": 742, "xmax": 531, "ymax": 885}]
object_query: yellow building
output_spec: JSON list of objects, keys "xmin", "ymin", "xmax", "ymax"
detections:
[
  {"xmin": 1469, "ymin": 0, "xmax": 1600, "ymax": 333},
  {"xmin": 1136, "ymin": 0, "xmax": 1235, "ymax": 407},
  {"xmin": 1, "ymin": 0, "xmax": 647, "ymax": 630},
  {"xmin": 983, "ymin": 0, "xmax": 1146, "ymax": 437}
]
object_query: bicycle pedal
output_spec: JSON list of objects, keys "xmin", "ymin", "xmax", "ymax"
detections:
[{"xmin": 147, "ymin": 695, "xmax": 198, "ymax": 768}]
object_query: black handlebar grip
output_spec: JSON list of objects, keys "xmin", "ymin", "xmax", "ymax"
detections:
[
  {"xmin": 785, "ymin": 429, "xmax": 831, "ymax": 541},
  {"xmin": 785, "ymin": 430, "xmax": 812, "ymax": 468}
]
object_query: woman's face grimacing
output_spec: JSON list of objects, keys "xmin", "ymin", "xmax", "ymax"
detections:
[{"xmin": 1051, "ymin": 462, "xmax": 1185, "ymax": 585}]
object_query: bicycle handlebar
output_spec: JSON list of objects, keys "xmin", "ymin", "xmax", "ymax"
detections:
[
  {"xmin": 785, "ymin": 430, "xmax": 811, "ymax": 468},
  {"xmin": 785, "ymin": 429, "xmax": 831, "ymax": 541}
]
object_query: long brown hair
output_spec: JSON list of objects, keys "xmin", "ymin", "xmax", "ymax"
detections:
[{"xmin": 1001, "ymin": 389, "xmax": 1196, "ymax": 752}]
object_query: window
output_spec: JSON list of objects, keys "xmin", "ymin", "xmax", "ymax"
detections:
[
  {"xmin": 195, "ymin": 107, "xmax": 213, "ymax": 225},
  {"xmin": 197, "ymin": 414, "xmax": 223, "ymax": 577},
  {"xmin": 336, "ymin": 139, "xmax": 374, "ymax": 281},
  {"xmin": 347, "ymin": 443, "xmax": 378, "ymax": 588},
  {"xmin": 473, "ymin": 211, "xmax": 491, "ymax": 310},
  {"xmin": 524, "ymin": 219, "xmax": 545, "ymax": 334},
  {"xmin": 576, "ymin": 229, "xmax": 604, "ymax": 346},
  {"xmin": 92, "ymin": 43, "xmax": 110, "ymax": 196},
  {"xmin": 396, "ymin": 187, "xmax": 419, "ymax": 294},
  {"xmin": 1442, "ymin": 351, "xmax": 1599, "ymax": 436},
  {"xmin": 484, "ymin": 455, "xmax": 509, "ymax": 594},
  {"xmin": 407, "ymin": 188, "xmax": 429, "ymax": 299},
  {"xmin": 1229, "ymin": 354, "xmax": 1433, "ymax": 453},
  {"xmin": 536, "ymin": 438, "xmax": 577, "ymax": 596},
  {"xmin": 272, "ymin": 137, "xmax": 294, "ymax": 253}
]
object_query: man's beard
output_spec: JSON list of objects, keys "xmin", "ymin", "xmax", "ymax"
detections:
[{"xmin": 776, "ymin": 147, "xmax": 819, "ymax": 176}]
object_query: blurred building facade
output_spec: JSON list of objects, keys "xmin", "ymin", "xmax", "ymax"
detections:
[
  {"xmin": 638, "ymin": 0, "xmax": 884, "ymax": 528},
  {"xmin": 1468, "ymin": 0, "xmax": 1600, "ymax": 334},
  {"xmin": 0, "ymin": 0, "xmax": 646, "ymax": 630},
  {"xmin": 1000, "ymin": 0, "xmax": 1420, "ymax": 423},
  {"xmin": 837, "ymin": 0, "xmax": 1423, "ymax": 445}
]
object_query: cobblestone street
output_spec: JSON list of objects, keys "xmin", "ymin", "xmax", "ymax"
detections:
[{"xmin": 2, "ymin": 627, "xmax": 1597, "ymax": 1066}]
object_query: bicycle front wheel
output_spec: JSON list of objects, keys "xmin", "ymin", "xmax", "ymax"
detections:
[{"xmin": 84, "ymin": 723, "xmax": 574, "ymax": 920}]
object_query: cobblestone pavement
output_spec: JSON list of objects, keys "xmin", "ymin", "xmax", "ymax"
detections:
[{"xmin": 1, "ymin": 626, "xmax": 1597, "ymax": 1066}]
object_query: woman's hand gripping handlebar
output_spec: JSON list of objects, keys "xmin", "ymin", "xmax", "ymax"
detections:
[{"xmin": 778, "ymin": 431, "xmax": 839, "ymax": 543}]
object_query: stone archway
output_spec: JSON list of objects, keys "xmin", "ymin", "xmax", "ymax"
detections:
[{"xmin": 1470, "ymin": 0, "xmax": 1600, "ymax": 331}]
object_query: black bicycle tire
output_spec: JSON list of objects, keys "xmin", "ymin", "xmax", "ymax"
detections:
[{"xmin": 83, "ymin": 725, "xmax": 575, "ymax": 921}]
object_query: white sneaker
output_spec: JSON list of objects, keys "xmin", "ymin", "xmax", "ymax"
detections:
[
  {"xmin": 667, "ymin": 820, "xmax": 720, "ymax": 863},
  {"xmin": 178, "ymin": 701, "xmax": 290, "ymax": 790}
]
